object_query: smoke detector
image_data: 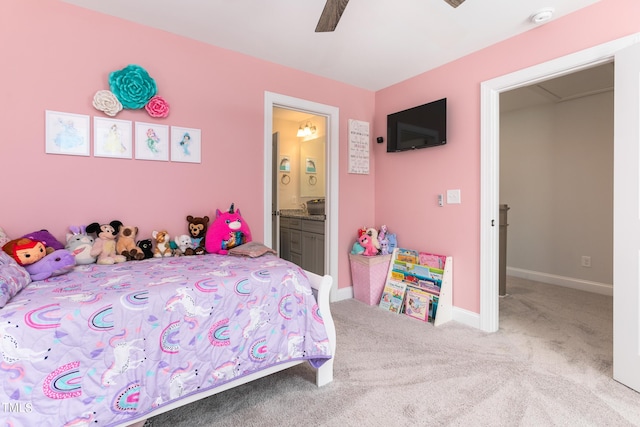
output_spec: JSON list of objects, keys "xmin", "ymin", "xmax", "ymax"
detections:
[{"xmin": 530, "ymin": 8, "xmax": 554, "ymax": 24}]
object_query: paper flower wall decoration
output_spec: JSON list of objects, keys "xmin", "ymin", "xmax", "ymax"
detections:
[
  {"xmin": 145, "ymin": 95, "xmax": 170, "ymax": 118},
  {"xmin": 93, "ymin": 64, "xmax": 170, "ymax": 118},
  {"xmin": 92, "ymin": 90, "xmax": 123, "ymax": 117},
  {"xmin": 109, "ymin": 64, "xmax": 156, "ymax": 109}
]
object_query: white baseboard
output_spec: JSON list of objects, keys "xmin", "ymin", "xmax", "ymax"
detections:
[
  {"xmin": 452, "ymin": 306, "xmax": 481, "ymax": 329},
  {"xmin": 334, "ymin": 285, "xmax": 354, "ymax": 302},
  {"xmin": 506, "ymin": 267, "xmax": 613, "ymax": 297}
]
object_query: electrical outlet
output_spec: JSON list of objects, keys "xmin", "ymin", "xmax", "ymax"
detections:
[
  {"xmin": 581, "ymin": 256, "xmax": 591, "ymax": 268},
  {"xmin": 447, "ymin": 189, "xmax": 461, "ymax": 204}
]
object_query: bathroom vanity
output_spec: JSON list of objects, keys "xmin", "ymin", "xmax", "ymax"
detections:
[{"xmin": 280, "ymin": 211, "xmax": 325, "ymax": 276}]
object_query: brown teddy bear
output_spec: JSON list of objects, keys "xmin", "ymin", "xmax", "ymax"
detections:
[
  {"xmin": 185, "ymin": 215, "xmax": 209, "ymax": 255},
  {"xmin": 117, "ymin": 225, "xmax": 144, "ymax": 261}
]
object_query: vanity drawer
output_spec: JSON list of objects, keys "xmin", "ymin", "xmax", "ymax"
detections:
[
  {"xmin": 283, "ymin": 217, "xmax": 302, "ymax": 230},
  {"xmin": 302, "ymin": 219, "xmax": 324, "ymax": 235},
  {"xmin": 290, "ymin": 230, "xmax": 302, "ymax": 253}
]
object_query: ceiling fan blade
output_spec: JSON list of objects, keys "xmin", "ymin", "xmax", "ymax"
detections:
[
  {"xmin": 443, "ymin": 0, "xmax": 465, "ymax": 7},
  {"xmin": 315, "ymin": 0, "xmax": 350, "ymax": 32}
]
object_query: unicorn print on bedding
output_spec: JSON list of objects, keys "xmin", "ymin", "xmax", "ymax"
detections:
[
  {"xmin": 0, "ymin": 320, "xmax": 51, "ymax": 363},
  {"xmin": 0, "ymin": 254, "xmax": 331, "ymax": 426}
]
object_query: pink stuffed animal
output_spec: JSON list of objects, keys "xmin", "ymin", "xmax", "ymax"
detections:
[
  {"xmin": 205, "ymin": 203, "xmax": 252, "ymax": 255},
  {"xmin": 366, "ymin": 227, "xmax": 381, "ymax": 251},
  {"xmin": 359, "ymin": 233, "xmax": 378, "ymax": 257}
]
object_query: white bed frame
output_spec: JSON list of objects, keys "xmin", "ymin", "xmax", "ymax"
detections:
[{"xmin": 122, "ymin": 271, "xmax": 336, "ymax": 427}]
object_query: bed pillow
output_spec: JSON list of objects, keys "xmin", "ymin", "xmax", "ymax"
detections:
[
  {"xmin": 0, "ymin": 251, "xmax": 32, "ymax": 308},
  {"xmin": 228, "ymin": 241, "xmax": 277, "ymax": 258}
]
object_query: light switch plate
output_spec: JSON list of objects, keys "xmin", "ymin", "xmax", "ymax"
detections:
[{"xmin": 447, "ymin": 189, "xmax": 461, "ymax": 204}]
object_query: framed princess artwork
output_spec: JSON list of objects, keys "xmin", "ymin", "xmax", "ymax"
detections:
[
  {"xmin": 94, "ymin": 117, "xmax": 133, "ymax": 159},
  {"xmin": 135, "ymin": 122, "xmax": 169, "ymax": 161},
  {"xmin": 45, "ymin": 110, "xmax": 90, "ymax": 156},
  {"xmin": 170, "ymin": 126, "xmax": 201, "ymax": 163}
]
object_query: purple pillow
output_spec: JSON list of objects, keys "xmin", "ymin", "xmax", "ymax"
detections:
[
  {"xmin": 0, "ymin": 251, "xmax": 32, "ymax": 308},
  {"xmin": 22, "ymin": 229, "xmax": 64, "ymax": 251}
]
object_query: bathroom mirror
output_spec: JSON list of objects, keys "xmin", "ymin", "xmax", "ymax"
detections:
[{"xmin": 299, "ymin": 137, "xmax": 325, "ymax": 198}]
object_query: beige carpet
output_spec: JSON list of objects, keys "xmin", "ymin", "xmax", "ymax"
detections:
[{"xmin": 147, "ymin": 277, "xmax": 640, "ymax": 426}]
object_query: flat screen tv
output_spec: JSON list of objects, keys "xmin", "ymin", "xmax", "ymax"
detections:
[{"xmin": 386, "ymin": 98, "xmax": 447, "ymax": 152}]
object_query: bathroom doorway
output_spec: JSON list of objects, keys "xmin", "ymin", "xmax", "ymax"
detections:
[{"xmin": 263, "ymin": 92, "xmax": 340, "ymax": 301}]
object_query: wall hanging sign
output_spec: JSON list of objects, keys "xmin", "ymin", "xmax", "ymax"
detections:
[
  {"xmin": 135, "ymin": 122, "xmax": 169, "ymax": 161},
  {"xmin": 45, "ymin": 110, "xmax": 90, "ymax": 156},
  {"xmin": 348, "ymin": 119, "xmax": 370, "ymax": 174},
  {"xmin": 93, "ymin": 117, "xmax": 133, "ymax": 159},
  {"xmin": 170, "ymin": 126, "xmax": 201, "ymax": 163}
]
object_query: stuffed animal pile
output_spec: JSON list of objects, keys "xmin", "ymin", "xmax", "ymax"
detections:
[
  {"xmin": 1, "ymin": 203, "xmax": 257, "ymax": 282},
  {"xmin": 350, "ymin": 225, "xmax": 398, "ymax": 257}
]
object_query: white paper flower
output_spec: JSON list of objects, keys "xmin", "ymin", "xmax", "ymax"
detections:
[{"xmin": 92, "ymin": 90, "xmax": 123, "ymax": 117}]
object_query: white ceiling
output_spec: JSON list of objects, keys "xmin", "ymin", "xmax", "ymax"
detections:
[
  {"xmin": 500, "ymin": 61, "xmax": 614, "ymax": 112},
  {"xmin": 60, "ymin": 0, "xmax": 602, "ymax": 91}
]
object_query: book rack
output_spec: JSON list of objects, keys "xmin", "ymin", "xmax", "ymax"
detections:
[{"xmin": 379, "ymin": 247, "xmax": 453, "ymax": 326}]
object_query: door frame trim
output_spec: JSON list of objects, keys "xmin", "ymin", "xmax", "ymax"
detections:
[
  {"xmin": 264, "ymin": 92, "xmax": 340, "ymax": 301},
  {"xmin": 479, "ymin": 33, "xmax": 640, "ymax": 332}
]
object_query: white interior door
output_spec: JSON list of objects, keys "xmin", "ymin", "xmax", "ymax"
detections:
[{"xmin": 613, "ymin": 41, "xmax": 640, "ymax": 393}]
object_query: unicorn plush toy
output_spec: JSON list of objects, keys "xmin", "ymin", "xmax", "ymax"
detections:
[{"xmin": 205, "ymin": 203, "xmax": 252, "ymax": 255}]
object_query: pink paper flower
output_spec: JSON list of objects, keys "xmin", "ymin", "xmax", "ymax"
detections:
[{"xmin": 145, "ymin": 95, "xmax": 170, "ymax": 118}]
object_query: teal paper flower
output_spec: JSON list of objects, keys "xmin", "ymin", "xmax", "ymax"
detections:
[{"xmin": 108, "ymin": 64, "xmax": 157, "ymax": 110}]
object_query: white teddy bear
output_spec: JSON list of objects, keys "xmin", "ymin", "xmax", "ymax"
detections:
[{"xmin": 172, "ymin": 234, "xmax": 194, "ymax": 257}]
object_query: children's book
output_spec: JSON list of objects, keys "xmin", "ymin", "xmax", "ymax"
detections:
[
  {"xmin": 396, "ymin": 248, "xmax": 419, "ymax": 264},
  {"xmin": 418, "ymin": 252, "xmax": 446, "ymax": 269},
  {"xmin": 390, "ymin": 261, "xmax": 444, "ymax": 295},
  {"xmin": 379, "ymin": 280, "xmax": 407, "ymax": 314},
  {"xmin": 404, "ymin": 286, "xmax": 431, "ymax": 322}
]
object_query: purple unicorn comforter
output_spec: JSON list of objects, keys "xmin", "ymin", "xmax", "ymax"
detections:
[{"xmin": 0, "ymin": 254, "xmax": 331, "ymax": 426}]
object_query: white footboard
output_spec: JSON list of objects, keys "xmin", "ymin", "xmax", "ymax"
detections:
[
  {"xmin": 121, "ymin": 268, "xmax": 335, "ymax": 427},
  {"xmin": 305, "ymin": 271, "xmax": 336, "ymax": 387}
]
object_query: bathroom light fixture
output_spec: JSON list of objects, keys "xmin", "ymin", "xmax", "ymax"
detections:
[
  {"xmin": 530, "ymin": 7, "xmax": 554, "ymax": 24},
  {"xmin": 296, "ymin": 121, "xmax": 317, "ymax": 137}
]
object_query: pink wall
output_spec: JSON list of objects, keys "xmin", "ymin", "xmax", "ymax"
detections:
[
  {"xmin": 2, "ymin": 0, "xmax": 375, "ymax": 290},
  {"xmin": 374, "ymin": 0, "xmax": 640, "ymax": 313},
  {"xmin": 5, "ymin": 0, "xmax": 638, "ymax": 314}
]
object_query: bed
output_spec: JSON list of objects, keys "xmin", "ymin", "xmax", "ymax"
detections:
[{"xmin": 0, "ymin": 252, "xmax": 336, "ymax": 427}]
